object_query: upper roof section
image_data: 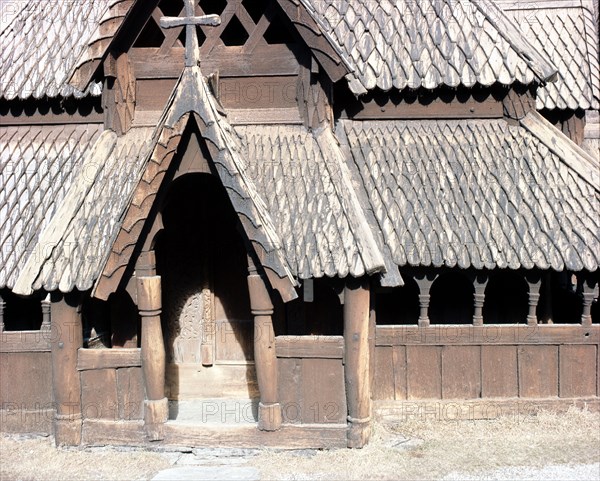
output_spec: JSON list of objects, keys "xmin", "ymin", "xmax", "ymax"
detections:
[
  {"xmin": 0, "ymin": 0, "xmax": 111, "ymax": 100},
  {"xmin": 310, "ymin": 0, "xmax": 557, "ymax": 94},
  {"xmin": 499, "ymin": 0, "xmax": 600, "ymax": 110}
]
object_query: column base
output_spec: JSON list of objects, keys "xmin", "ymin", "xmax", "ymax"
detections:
[
  {"xmin": 144, "ymin": 398, "xmax": 169, "ymax": 441},
  {"xmin": 347, "ymin": 415, "xmax": 371, "ymax": 448},
  {"xmin": 258, "ymin": 402, "xmax": 282, "ymax": 431},
  {"xmin": 54, "ymin": 413, "xmax": 82, "ymax": 446}
]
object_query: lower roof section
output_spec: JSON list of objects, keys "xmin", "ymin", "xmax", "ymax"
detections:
[{"xmin": 340, "ymin": 115, "xmax": 600, "ymax": 272}]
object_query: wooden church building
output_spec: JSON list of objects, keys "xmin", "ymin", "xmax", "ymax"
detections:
[{"xmin": 1, "ymin": 0, "xmax": 599, "ymax": 449}]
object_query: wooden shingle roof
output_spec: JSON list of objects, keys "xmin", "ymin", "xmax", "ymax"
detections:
[
  {"xmin": 237, "ymin": 124, "xmax": 386, "ymax": 280},
  {"xmin": 0, "ymin": 0, "xmax": 111, "ymax": 99},
  {"xmin": 501, "ymin": 0, "xmax": 600, "ymax": 110},
  {"xmin": 0, "ymin": 124, "xmax": 103, "ymax": 289},
  {"xmin": 9, "ymin": 127, "xmax": 152, "ymax": 295},
  {"xmin": 310, "ymin": 0, "xmax": 557, "ymax": 94},
  {"xmin": 340, "ymin": 114, "xmax": 599, "ymax": 272}
]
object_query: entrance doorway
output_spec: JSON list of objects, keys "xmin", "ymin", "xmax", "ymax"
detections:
[{"xmin": 156, "ymin": 174, "xmax": 257, "ymax": 421}]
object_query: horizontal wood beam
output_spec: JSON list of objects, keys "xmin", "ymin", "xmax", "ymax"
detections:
[
  {"xmin": 275, "ymin": 335, "xmax": 344, "ymax": 359},
  {"xmin": 375, "ymin": 325, "xmax": 600, "ymax": 346},
  {"xmin": 0, "ymin": 331, "xmax": 51, "ymax": 353},
  {"xmin": 340, "ymin": 96, "xmax": 503, "ymax": 120},
  {"xmin": 77, "ymin": 348, "xmax": 142, "ymax": 371}
]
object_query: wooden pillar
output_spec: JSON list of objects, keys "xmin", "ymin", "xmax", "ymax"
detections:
[
  {"xmin": 247, "ymin": 257, "xmax": 281, "ymax": 431},
  {"xmin": 414, "ymin": 271, "xmax": 437, "ymax": 328},
  {"xmin": 580, "ymin": 274, "xmax": 598, "ymax": 327},
  {"xmin": 41, "ymin": 294, "xmax": 51, "ymax": 330},
  {"xmin": 368, "ymin": 289, "xmax": 376, "ymax": 408},
  {"xmin": 472, "ymin": 273, "xmax": 488, "ymax": 326},
  {"xmin": 526, "ymin": 274, "xmax": 542, "ymax": 327},
  {"xmin": 50, "ymin": 292, "xmax": 83, "ymax": 446},
  {"xmin": 0, "ymin": 292, "xmax": 4, "ymax": 332},
  {"xmin": 344, "ymin": 277, "xmax": 371, "ymax": 448},
  {"xmin": 136, "ymin": 251, "xmax": 168, "ymax": 440}
]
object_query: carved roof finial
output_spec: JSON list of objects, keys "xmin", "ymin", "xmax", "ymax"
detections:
[{"xmin": 159, "ymin": 0, "xmax": 220, "ymax": 68}]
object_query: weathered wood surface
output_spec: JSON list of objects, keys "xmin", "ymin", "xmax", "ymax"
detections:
[
  {"xmin": 559, "ymin": 345, "xmax": 597, "ymax": 398},
  {"xmin": 50, "ymin": 294, "xmax": 83, "ymax": 446},
  {"xmin": 81, "ymin": 369, "xmax": 118, "ymax": 420},
  {"xmin": 77, "ymin": 348, "xmax": 141, "ymax": 371},
  {"xmin": 341, "ymin": 95, "xmax": 503, "ymax": 120},
  {"xmin": 344, "ymin": 278, "xmax": 372, "ymax": 448},
  {"xmin": 0, "ymin": 352, "xmax": 52, "ymax": 407},
  {"xmin": 376, "ymin": 325, "xmax": 600, "ymax": 346},
  {"xmin": 275, "ymin": 336, "xmax": 344, "ymax": 359},
  {"xmin": 481, "ymin": 345, "xmax": 519, "ymax": 398},
  {"xmin": 0, "ymin": 332, "xmax": 51, "ymax": 353},
  {"xmin": 374, "ymin": 341, "xmax": 598, "ymax": 401},
  {"xmin": 81, "ymin": 419, "xmax": 145, "ymax": 446},
  {"xmin": 373, "ymin": 398, "xmax": 600, "ymax": 422},
  {"xmin": 0, "ymin": 406, "xmax": 54, "ymax": 434},
  {"xmin": 162, "ymin": 423, "xmax": 347, "ymax": 449}
]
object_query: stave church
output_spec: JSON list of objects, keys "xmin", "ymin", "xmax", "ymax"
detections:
[{"xmin": 0, "ymin": 0, "xmax": 598, "ymax": 448}]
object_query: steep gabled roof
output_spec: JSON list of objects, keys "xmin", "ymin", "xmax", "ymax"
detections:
[
  {"xmin": 0, "ymin": 0, "xmax": 111, "ymax": 99},
  {"xmin": 500, "ymin": 0, "xmax": 600, "ymax": 110},
  {"xmin": 94, "ymin": 65, "xmax": 299, "ymax": 302},
  {"xmin": 341, "ymin": 114, "xmax": 599, "ymax": 272},
  {"xmin": 311, "ymin": 0, "xmax": 557, "ymax": 94}
]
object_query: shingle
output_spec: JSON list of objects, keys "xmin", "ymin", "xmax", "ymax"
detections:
[
  {"xmin": 309, "ymin": 0, "xmax": 555, "ymax": 94},
  {"xmin": 0, "ymin": 124, "xmax": 103, "ymax": 289},
  {"xmin": 343, "ymin": 118, "xmax": 600, "ymax": 272},
  {"xmin": 0, "ymin": 0, "xmax": 111, "ymax": 99},
  {"xmin": 503, "ymin": 4, "xmax": 600, "ymax": 111}
]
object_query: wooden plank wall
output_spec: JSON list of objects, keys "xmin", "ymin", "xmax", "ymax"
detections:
[
  {"xmin": 77, "ymin": 348, "xmax": 144, "ymax": 421},
  {"xmin": 0, "ymin": 332, "xmax": 53, "ymax": 433},
  {"xmin": 373, "ymin": 326, "xmax": 599, "ymax": 401},
  {"xmin": 276, "ymin": 336, "xmax": 347, "ymax": 424}
]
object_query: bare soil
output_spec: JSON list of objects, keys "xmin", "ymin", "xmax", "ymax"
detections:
[{"xmin": 0, "ymin": 408, "xmax": 598, "ymax": 481}]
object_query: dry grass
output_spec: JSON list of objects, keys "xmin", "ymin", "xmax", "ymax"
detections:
[
  {"xmin": 0, "ymin": 408, "xmax": 598, "ymax": 481},
  {"xmin": 253, "ymin": 407, "xmax": 600, "ymax": 480},
  {"xmin": 0, "ymin": 435, "xmax": 170, "ymax": 481}
]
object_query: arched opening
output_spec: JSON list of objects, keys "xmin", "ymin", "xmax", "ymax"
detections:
[
  {"xmin": 156, "ymin": 173, "xmax": 254, "ymax": 402},
  {"xmin": 375, "ymin": 277, "xmax": 420, "ymax": 325},
  {"xmin": 429, "ymin": 272, "xmax": 474, "ymax": 324},
  {"xmin": 483, "ymin": 271, "xmax": 528, "ymax": 324},
  {"xmin": 0, "ymin": 289, "xmax": 43, "ymax": 331}
]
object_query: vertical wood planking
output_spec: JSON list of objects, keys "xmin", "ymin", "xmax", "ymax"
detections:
[
  {"xmin": 518, "ymin": 346, "xmax": 558, "ymax": 398},
  {"xmin": 117, "ymin": 367, "xmax": 144, "ymax": 420},
  {"xmin": 80, "ymin": 369, "xmax": 118, "ymax": 420},
  {"xmin": 302, "ymin": 358, "xmax": 345, "ymax": 424},
  {"xmin": 481, "ymin": 345, "xmax": 518, "ymax": 398},
  {"xmin": 278, "ymin": 358, "xmax": 302, "ymax": 424},
  {"xmin": 559, "ymin": 345, "xmax": 597, "ymax": 398},
  {"xmin": 373, "ymin": 346, "xmax": 395, "ymax": 400},
  {"xmin": 442, "ymin": 346, "xmax": 481, "ymax": 399},
  {"xmin": 392, "ymin": 345, "xmax": 407, "ymax": 400},
  {"xmin": 407, "ymin": 346, "xmax": 442, "ymax": 399}
]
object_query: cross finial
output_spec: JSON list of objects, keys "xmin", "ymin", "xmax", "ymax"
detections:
[{"xmin": 160, "ymin": 0, "xmax": 221, "ymax": 68}]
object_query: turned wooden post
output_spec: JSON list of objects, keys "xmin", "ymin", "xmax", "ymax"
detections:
[
  {"xmin": 472, "ymin": 273, "xmax": 488, "ymax": 326},
  {"xmin": 0, "ymin": 293, "xmax": 4, "ymax": 332},
  {"xmin": 414, "ymin": 271, "xmax": 437, "ymax": 328},
  {"xmin": 526, "ymin": 274, "xmax": 542, "ymax": 326},
  {"xmin": 579, "ymin": 274, "xmax": 598, "ymax": 327},
  {"xmin": 50, "ymin": 292, "xmax": 83, "ymax": 446},
  {"xmin": 344, "ymin": 276, "xmax": 371, "ymax": 448},
  {"xmin": 136, "ymin": 251, "xmax": 168, "ymax": 440},
  {"xmin": 41, "ymin": 294, "xmax": 51, "ymax": 330},
  {"xmin": 247, "ymin": 256, "xmax": 282, "ymax": 431}
]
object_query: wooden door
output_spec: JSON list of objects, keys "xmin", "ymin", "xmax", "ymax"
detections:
[{"xmin": 158, "ymin": 174, "xmax": 257, "ymax": 401}]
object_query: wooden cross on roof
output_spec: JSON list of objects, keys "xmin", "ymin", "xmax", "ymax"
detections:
[{"xmin": 159, "ymin": 0, "xmax": 221, "ymax": 68}]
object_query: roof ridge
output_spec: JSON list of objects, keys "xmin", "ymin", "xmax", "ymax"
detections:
[
  {"xmin": 519, "ymin": 110, "xmax": 600, "ymax": 192},
  {"xmin": 471, "ymin": 0, "xmax": 558, "ymax": 82}
]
